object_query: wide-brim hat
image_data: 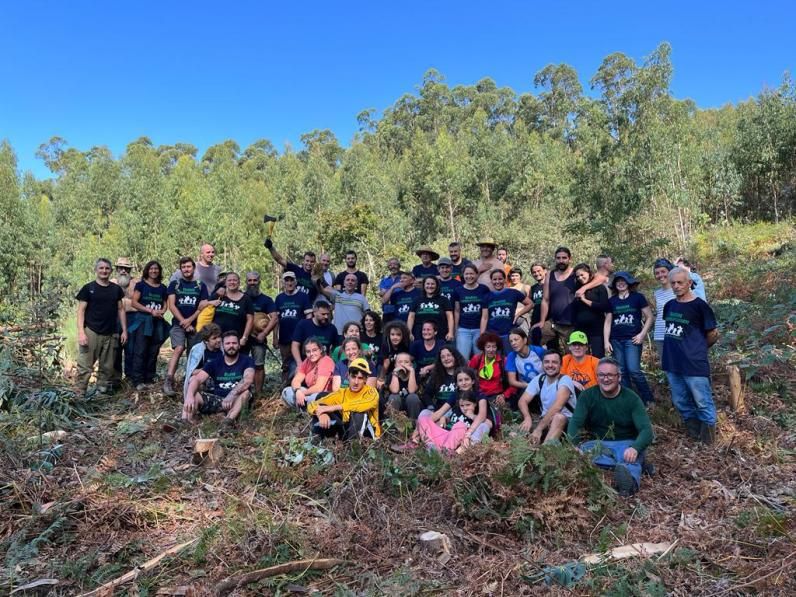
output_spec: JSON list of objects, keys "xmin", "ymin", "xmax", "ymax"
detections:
[
  {"xmin": 612, "ymin": 271, "xmax": 639, "ymax": 288},
  {"xmin": 415, "ymin": 246, "xmax": 440, "ymax": 261},
  {"xmin": 476, "ymin": 238, "xmax": 498, "ymax": 248},
  {"xmin": 115, "ymin": 257, "xmax": 133, "ymax": 268}
]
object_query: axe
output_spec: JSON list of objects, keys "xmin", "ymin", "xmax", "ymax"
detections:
[{"xmin": 263, "ymin": 213, "xmax": 280, "ymax": 237}]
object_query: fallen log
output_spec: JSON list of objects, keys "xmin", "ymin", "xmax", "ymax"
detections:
[
  {"xmin": 214, "ymin": 558, "xmax": 345, "ymax": 595},
  {"xmin": 582, "ymin": 541, "xmax": 672, "ymax": 564},
  {"xmin": 77, "ymin": 539, "xmax": 197, "ymax": 596}
]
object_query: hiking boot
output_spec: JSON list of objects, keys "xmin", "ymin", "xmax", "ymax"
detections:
[
  {"xmin": 699, "ymin": 423, "xmax": 716, "ymax": 445},
  {"xmin": 135, "ymin": 383, "xmax": 147, "ymax": 392},
  {"xmin": 163, "ymin": 377, "xmax": 176, "ymax": 397},
  {"xmin": 613, "ymin": 464, "xmax": 638, "ymax": 497},
  {"xmin": 683, "ymin": 418, "xmax": 701, "ymax": 440},
  {"xmin": 642, "ymin": 460, "xmax": 656, "ymax": 477}
]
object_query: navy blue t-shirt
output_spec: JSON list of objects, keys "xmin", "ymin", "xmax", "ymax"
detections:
[
  {"xmin": 409, "ymin": 339, "xmax": 444, "ymax": 371},
  {"xmin": 275, "ymin": 291, "xmax": 311, "ymax": 347},
  {"xmin": 450, "ymin": 259, "xmax": 472, "ymax": 281},
  {"xmin": 608, "ymin": 292, "xmax": 649, "ymax": 340},
  {"xmin": 454, "ymin": 284, "xmax": 490, "ymax": 330},
  {"xmin": 167, "ymin": 279, "xmax": 208, "ymax": 321},
  {"xmin": 134, "ymin": 281, "xmax": 168, "ymax": 312},
  {"xmin": 662, "ymin": 298, "xmax": 717, "ymax": 377},
  {"xmin": 438, "ymin": 278, "xmax": 462, "ymax": 303},
  {"xmin": 284, "ymin": 262, "xmax": 317, "ymax": 302},
  {"xmin": 251, "ymin": 293, "xmax": 276, "ymax": 316},
  {"xmin": 412, "ymin": 264, "xmax": 439, "ymax": 279},
  {"xmin": 292, "ymin": 319, "xmax": 340, "ymax": 355},
  {"xmin": 485, "ymin": 288, "xmax": 526, "ymax": 336},
  {"xmin": 390, "ymin": 288, "xmax": 421, "ymax": 323},
  {"xmin": 203, "ymin": 354, "xmax": 255, "ymax": 398}
]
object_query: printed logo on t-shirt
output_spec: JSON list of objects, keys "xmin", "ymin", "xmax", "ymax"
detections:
[
  {"xmin": 398, "ymin": 303, "xmax": 411, "ymax": 314},
  {"xmin": 613, "ymin": 313, "xmax": 636, "ymax": 326},
  {"xmin": 491, "ymin": 306, "xmax": 512, "ymax": 319},
  {"xmin": 217, "ymin": 299, "xmax": 241, "ymax": 314},
  {"xmin": 281, "ymin": 308, "xmax": 299, "ymax": 319},
  {"xmin": 532, "ymin": 288, "xmax": 543, "ymax": 304},
  {"xmin": 215, "ymin": 371, "xmax": 243, "ymax": 391}
]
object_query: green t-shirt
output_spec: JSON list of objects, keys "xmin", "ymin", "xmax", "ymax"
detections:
[{"xmin": 567, "ymin": 385, "xmax": 653, "ymax": 452}]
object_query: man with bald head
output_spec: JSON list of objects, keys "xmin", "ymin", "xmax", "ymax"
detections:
[{"xmin": 170, "ymin": 243, "xmax": 220, "ymax": 292}]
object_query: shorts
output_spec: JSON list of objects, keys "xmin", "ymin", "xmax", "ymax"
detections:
[
  {"xmin": 199, "ymin": 391, "xmax": 226, "ymax": 414},
  {"xmin": 249, "ymin": 343, "xmax": 266, "ymax": 368},
  {"xmin": 170, "ymin": 325, "xmax": 196, "ymax": 349}
]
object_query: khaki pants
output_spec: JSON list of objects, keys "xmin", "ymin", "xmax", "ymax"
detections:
[
  {"xmin": 76, "ymin": 328, "xmax": 118, "ymax": 392},
  {"xmin": 540, "ymin": 321, "xmax": 573, "ymax": 353}
]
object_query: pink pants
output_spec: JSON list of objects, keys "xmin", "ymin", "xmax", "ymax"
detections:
[{"xmin": 417, "ymin": 412, "xmax": 468, "ymax": 452}]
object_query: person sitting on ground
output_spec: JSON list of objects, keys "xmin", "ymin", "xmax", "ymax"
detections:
[
  {"xmin": 281, "ymin": 339, "xmax": 335, "ymax": 409},
  {"xmin": 130, "ymin": 260, "xmax": 170, "ymax": 391},
  {"xmin": 245, "ymin": 271, "xmax": 278, "ymax": 396},
  {"xmin": 164, "ymin": 257, "xmax": 210, "ymax": 397},
  {"xmin": 603, "ymin": 271, "xmax": 655, "ymax": 406},
  {"xmin": 651, "ymin": 258, "xmax": 676, "ymax": 365},
  {"xmin": 183, "ymin": 323, "xmax": 222, "ymax": 397},
  {"xmin": 330, "ymin": 321, "xmax": 362, "ymax": 362},
  {"xmin": 333, "ymin": 249, "xmax": 369, "ymax": 295},
  {"xmin": 274, "ymin": 271, "xmax": 312, "ymax": 386},
  {"xmin": 379, "ymin": 320, "xmax": 412, "ymax": 387},
  {"xmin": 412, "ymin": 246, "xmax": 440, "ymax": 282},
  {"xmin": 572, "ymin": 263, "xmax": 611, "ymax": 358},
  {"xmin": 361, "ymin": 310, "xmax": 382, "ymax": 364},
  {"xmin": 183, "ymin": 331, "xmax": 254, "ymax": 424},
  {"xmin": 481, "ymin": 268, "xmax": 532, "ymax": 354},
  {"xmin": 410, "ymin": 321, "xmax": 445, "ymax": 382},
  {"xmin": 264, "ymin": 239, "xmax": 318, "ymax": 301},
  {"xmin": 332, "ymin": 337, "xmax": 377, "ymax": 391},
  {"xmin": 420, "ymin": 345, "xmax": 466, "ymax": 411},
  {"xmin": 662, "ymin": 267, "xmax": 719, "ymax": 444},
  {"xmin": 561, "ymin": 331, "xmax": 601, "ymax": 392},
  {"xmin": 453, "ymin": 263, "xmax": 490, "ymax": 360},
  {"xmin": 415, "ymin": 390, "xmax": 484, "ymax": 454},
  {"xmin": 506, "ymin": 327, "xmax": 545, "ymax": 398},
  {"xmin": 407, "ymin": 275, "xmax": 454, "ymax": 342},
  {"xmin": 469, "ymin": 331, "xmax": 516, "ymax": 408},
  {"xmin": 291, "ymin": 299, "xmax": 339, "ymax": 370},
  {"xmin": 567, "ymin": 357, "xmax": 653, "ymax": 496},
  {"xmin": 317, "ymin": 271, "xmax": 370, "ymax": 335},
  {"xmin": 382, "ymin": 270, "xmax": 421, "ymax": 324},
  {"xmin": 307, "ymin": 358, "xmax": 381, "ymax": 440},
  {"xmin": 385, "ymin": 352, "xmax": 422, "ymax": 420},
  {"xmin": 517, "ymin": 350, "xmax": 577, "ymax": 444}
]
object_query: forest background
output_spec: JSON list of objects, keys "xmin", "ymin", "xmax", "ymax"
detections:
[{"xmin": 0, "ymin": 43, "xmax": 794, "ymax": 322}]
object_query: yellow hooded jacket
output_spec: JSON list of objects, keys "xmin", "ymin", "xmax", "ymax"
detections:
[{"xmin": 306, "ymin": 384, "xmax": 381, "ymax": 437}]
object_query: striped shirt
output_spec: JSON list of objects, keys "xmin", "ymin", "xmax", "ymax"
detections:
[{"xmin": 653, "ymin": 287, "xmax": 676, "ymax": 341}]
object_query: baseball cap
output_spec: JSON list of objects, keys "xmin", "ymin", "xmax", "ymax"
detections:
[
  {"xmin": 568, "ymin": 331, "xmax": 589, "ymax": 345},
  {"xmin": 437, "ymin": 257, "xmax": 453, "ymax": 266},
  {"xmin": 282, "ymin": 271, "xmax": 297, "ymax": 280},
  {"xmin": 348, "ymin": 357, "xmax": 371, "ymax": 375}
]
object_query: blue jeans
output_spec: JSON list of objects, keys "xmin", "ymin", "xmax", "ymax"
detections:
[
  {"xmin": 581, "ymin": 439, "xmax": 642, "ymax": 487},
  {"xmin": 456, "ymin": 327, "xmax": 481, "ymax": 360},
  {"xmin": 611, "ymin": 339, "xmax": 654, "ymax": 404},
  {"xmin": 666, "ymin": 373, "xmax": 716, "ymax": 425}
]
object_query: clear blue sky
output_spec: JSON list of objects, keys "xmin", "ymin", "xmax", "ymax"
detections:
[{"xmin": 1, "ymin": 1, "xmax": 793, "ymax": 178}]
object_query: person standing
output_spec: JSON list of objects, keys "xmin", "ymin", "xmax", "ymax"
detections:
[
  {"xmin": 412, "ymin": 246, "xmax": 440, "ymax": 281},
  {"xmin": 453, "ymin": 264, "xmax": 490, "ymax": 359},
  {"xmin": 572, "ymin": 263, "xmax": 611, "ymax": 357},
  {"xmin": 76, "ymin": 258, "xmax": 128, "ymax": 396},
  {"xmin": 111, "ymin": 257, "xmax": 138, "ymax": 383},
  {"xmin": 528, "ymin": 262, "xmax": 547, "ymax": 347},
  {"xmin": 170, "ymin": 244, "xmax": 220, "ymax": 292},
  {"xmin": 407, "ymin": 276, "xmax": 454, "ymax": 342},
  {"xmin": 651, "ymin": 258, "xmax": 676, "ymax": 364},
  {"xmin": 472, "ymin": 239, "xmax": 502, "ymax": 290},
  {"xmin": 603, "ymin": 271, "xmax": 655, "ymax": 406},
  {"xmin": 333, "ymin": 250, "xmax": 369, "ymax": 295},
  {"xmin": 382, "ymin": 271, "xmax": 421, "ymax": 324},
  {"xmin": 211, "ymin": 272, "xmax": 255, "ymax": 346},
  {"xmin": 480, "ymin": 269, "xmax": 532, "ymax": 354},
  {"xmin": 319, "ymin": 253, "xmax": 334, "ymax": 287},
  {"xmin": 663, "ymin": 267, "xmax": 719, "ymax": 444},
  {"xmin": 448, "ymin": 241, "xmax": 471, "ymax": 280},
  {"xmin": 497, "ymin": 247, "xmax": 512, "ymax": 276},
  {"xmin": 275, "ymin": 271, "xmax": 312, "ymax": 386},
  {"xmin": 163, "ymin": 257, "xmax": 209, "ymax": 396},
  {"xmin": 245, "ymin": 271, "xmax": 278, "ymax": 396},
  {"xmin": 436, "ymin": 257, "xmax": 462, "ymax": 304},
  {"xmin": 675, "ymin": 257, "xmax": 707, "ymax": 302},
  {"xmin": 318, "ymin": 272, "xmax": 371, "ymax": 335},
  {"xmin": 264, "ymin": 238, "xmax": 318, "ymax": 302},
  {"xmin": 291, "ymin": 299, "xmax": 340, "ymax": 369},
  {"xmin": 378, "ymin": 258, "xmax": 401, "ymax": 323},
  {"xmin": 536, "ymin": 246, "xmax": 577, "ymax": 352},
  {"xmin": 130, "ymin": 260, "xmax": 169, "ymax": 391}
]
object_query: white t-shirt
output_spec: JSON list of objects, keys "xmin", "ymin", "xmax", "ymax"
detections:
[{"xmin": 527, "ymin": 374, "xmax": 577, "ymax": 417}]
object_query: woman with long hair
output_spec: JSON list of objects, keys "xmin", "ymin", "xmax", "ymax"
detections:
[
  {"xmin": 454, "ymin": 263, "xmax": 490, "ymax": 360},
  {"xmin": 130, "ymin": 260, "xmax": 169, "ymax": 390},
  {"xmin": 572, "ymin": 263, "xmax": 611, "ymax": 357},
  {"xmin": 407, "ymin": 276, "xmax": 454, "ymax": 342}
]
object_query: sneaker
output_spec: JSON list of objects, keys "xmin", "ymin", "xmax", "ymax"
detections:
[
  {"xmin": 613, "ymin": 464, "xmax": 638, "ymax": 497},
  {"xmin": 699, "ymin": 423, "xmax": 716, "ymax": 445},
  {"xmin": 683, "ymin": 418, "xmax": 701, "ymax": 440},
  {"xmin": 135, "ymin": 383, "xmax": 147, "ymax": 392},
  {"xmin": 163, "ymin": 377, "xmax": 176, "ymax": 397},
  {"xmin": 642, "ymin": 460, "xmax": 656, "ymax": 477}
]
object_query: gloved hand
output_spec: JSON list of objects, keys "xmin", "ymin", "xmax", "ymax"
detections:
[{"xmin": 264, "ymin": 238, "xmax": 273, "ymax": 250}]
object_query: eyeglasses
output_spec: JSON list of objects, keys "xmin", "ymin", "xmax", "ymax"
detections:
[{"xmin": 597, "ymin": 373, "xmax": 619, "ymax": 379}]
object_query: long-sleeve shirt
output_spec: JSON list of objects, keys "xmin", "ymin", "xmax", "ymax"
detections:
[
  {"xmin": 567, "ymin": 386, "xmax": 653, "ymax": 452},
  {"xmin": 307, "ymin": 385, "xmax": 381, "ymax": 437}
]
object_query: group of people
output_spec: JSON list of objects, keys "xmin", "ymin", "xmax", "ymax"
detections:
[{"xmin": 75, "ymin": 238, "xmax": 717, "ymax": 496}]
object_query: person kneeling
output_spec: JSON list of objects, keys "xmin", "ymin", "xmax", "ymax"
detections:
[
  {"xmin": 183, "ymin": 331, "xmax": 254, "ymax": 424},
  {"xmin": 307, "ymin": 358, "xmax": 381, "ymax": 440},
  {"xmin": 567, "ymin": 357, "xmax": 653, "ymax": 497}
]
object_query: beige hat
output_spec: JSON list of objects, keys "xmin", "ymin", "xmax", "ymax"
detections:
[
  {"xmin": 476, "ymin": 238, "xmax": 498, "ymax": 247},
  {"xmin": 115, "ymin": 257, "xmax": 133, "ymax": 268},
  {"xmin": 415, "ymin": 246, "xmax": 440, "ymax": 261}
]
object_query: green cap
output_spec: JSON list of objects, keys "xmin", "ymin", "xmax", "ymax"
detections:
[{"xmin": 568, "ymin": 331, "xmax": 588, "ymax": 345}]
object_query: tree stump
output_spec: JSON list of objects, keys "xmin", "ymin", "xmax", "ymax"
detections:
[
  {"xmin": 419, "ymin": 531, "xmax": 452, "ymax": 564},
  {"xmin": 727, "ymin": 365, "xmax": 745, "ymax": 413},
  {"xmin": 192, "ymin": 438, "xmax": 223, "ymax": 465}
]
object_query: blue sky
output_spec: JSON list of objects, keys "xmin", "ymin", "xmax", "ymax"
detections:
[{"xmin": 1, "ymin": 1, "xmax": 793, "ymax": 178}]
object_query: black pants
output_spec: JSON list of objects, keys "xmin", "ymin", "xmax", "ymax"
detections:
[
  {"xmin": 588, "ymin": 334, "xmax": 605, "ymax": 358},
  {"xmin": 131, "ymin": 326, "xmax": 159, "ymax": 384},
  {"xmin": 311, "ymin": 412, "xmax": 374, "ymax": 440}
]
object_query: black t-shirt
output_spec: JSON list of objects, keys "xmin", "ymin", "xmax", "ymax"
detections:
[
  {"xmin": 76, "ymin": 281, "xmax": 125, "ymax": 335},
  {"xmin": 530, "ymin": 282, "xmax": 544, "ymax": 325},
  {"xmin": 284, "ymin": 262, "xmax": 318, "ymax": 302},
  {"xmin": 333, "ymin": 270, "xmax": 369, "ymax": 290},
  {"xmin": 203, "ymin": 355, "xmax": 255, "ymax": 398},
  {"xmin": 212, "ymin": 293, "xmax": 254, "ymax": 336},
  {"xmin": 410, "ymin": 295, "xmax": 453, "ymax": 338}
]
